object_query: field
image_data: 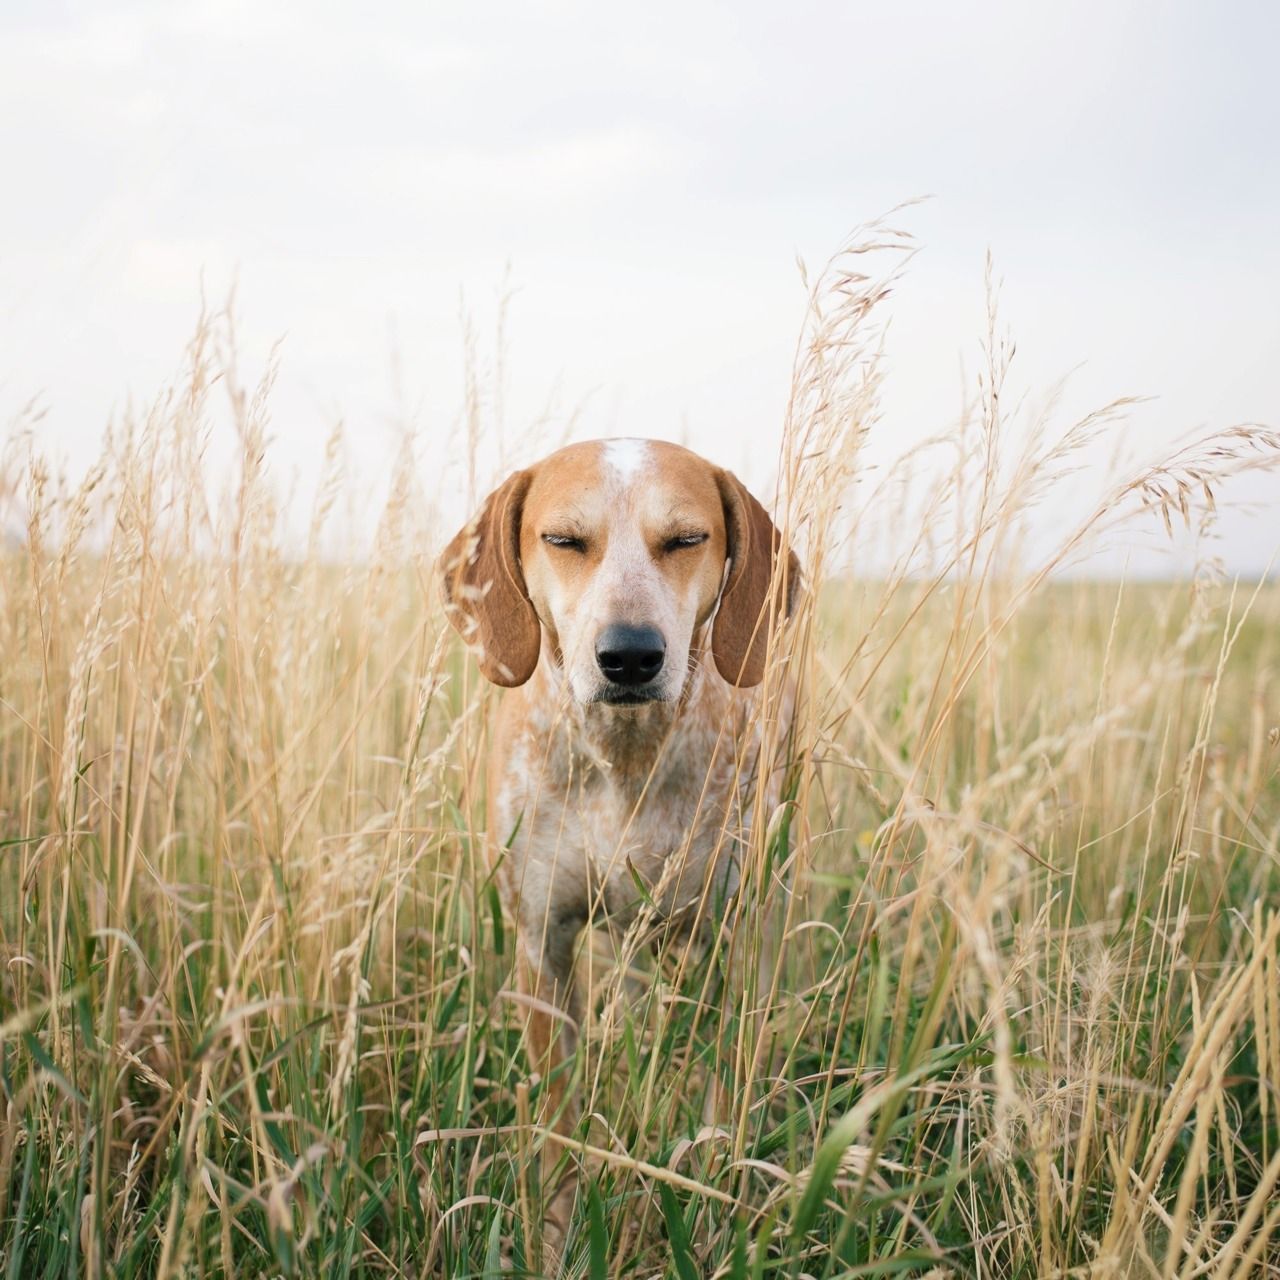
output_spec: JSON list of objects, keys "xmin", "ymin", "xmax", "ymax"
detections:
[{"xmin": 2, "ymin": 235, "xmax": 1279, "ymax": 1277}]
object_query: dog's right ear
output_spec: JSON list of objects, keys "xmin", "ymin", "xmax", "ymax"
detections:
[{"xmin": 438, "ymin": 469, "xmax": 541, "ymax": 687}]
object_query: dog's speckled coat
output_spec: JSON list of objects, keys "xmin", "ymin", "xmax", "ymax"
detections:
[{"xmin": 439, "ymin": 437, "xmax": 798, "ymax": 1248}]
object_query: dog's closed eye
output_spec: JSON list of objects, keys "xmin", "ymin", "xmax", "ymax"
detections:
[
  {"xmin": 542, "ymin": 532, "xmax": 588, "ymax": 552},
  {"xmin": 662, "ymin": 532, "xmax": 709, "ymax": 553}
]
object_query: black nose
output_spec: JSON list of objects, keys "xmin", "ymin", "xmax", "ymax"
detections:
[{"xmin": 595, "ymin": 624, "xmax": 666, "ymax": 686}]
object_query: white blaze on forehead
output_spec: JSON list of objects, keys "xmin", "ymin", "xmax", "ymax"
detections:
[{"xmin": 602, "ymin": 438, "xmax": 651, "ymax": 485}]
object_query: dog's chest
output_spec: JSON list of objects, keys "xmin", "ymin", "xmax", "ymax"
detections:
[{"xmin": 497, "ymin": 697, "xmax": 755, "ymax": 930}]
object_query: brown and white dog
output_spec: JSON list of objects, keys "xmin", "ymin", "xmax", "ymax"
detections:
[{"xmin": 438, "ymin": 437, "xmax": 799, "ymax": 1242}]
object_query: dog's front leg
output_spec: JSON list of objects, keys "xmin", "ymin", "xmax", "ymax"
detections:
[
  {"xmin": 517, "ymin": 914, "xmax": 583, "ymax": 1267},
  {"xmin": 519, "ymin": 922, "xmax": 582, "ymax": 1127}
]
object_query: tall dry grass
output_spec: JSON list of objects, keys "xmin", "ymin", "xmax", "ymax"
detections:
[{"xmin": 2, "ymin": 222, "xmax": 1279, "ymax": 1277}]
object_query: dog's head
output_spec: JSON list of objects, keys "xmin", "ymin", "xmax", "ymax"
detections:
[{"xmin": 439, "ymin": 439, "xmax": 799, "ymax": 704}]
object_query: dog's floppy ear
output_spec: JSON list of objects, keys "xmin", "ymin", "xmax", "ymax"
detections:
[
  {"xmin": 712, "ymin": 469, "xmax": 800, "ymax": 687},
  {"xmin": 438, "ymin": 468, "xmax": 541, "ymax": 687}
]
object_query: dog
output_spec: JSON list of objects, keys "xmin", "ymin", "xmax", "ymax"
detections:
[{"xmin": 438, "ymin": 437, "xmax": 799, "ymax": 1251}]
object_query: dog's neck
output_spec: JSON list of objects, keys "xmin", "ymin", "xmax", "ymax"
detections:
[{"xmin": 573, "ymin": 690, "xmax": 693, "ymax": 786}]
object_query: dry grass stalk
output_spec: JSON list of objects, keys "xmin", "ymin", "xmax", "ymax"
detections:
[{"xmin": 1, "ymin": 232, "xmax": 1278, "ymax": 1276}]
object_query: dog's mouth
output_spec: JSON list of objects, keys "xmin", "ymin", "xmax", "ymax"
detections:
[{"xmin": 589, "ymin": 685, "xmax": 666, "ymax": 707}]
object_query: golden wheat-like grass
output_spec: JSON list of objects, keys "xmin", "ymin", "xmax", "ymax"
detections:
[{"xmin": 1, "ymin": 222, "xmax": 1279, "ymax": 1277}]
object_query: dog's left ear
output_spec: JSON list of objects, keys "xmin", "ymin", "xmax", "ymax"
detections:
[
  {"xmin": 438, "ymin": 469, "xmax": 541, "ymax": 687},
  {"xmin": 712, "ymin": 469, "xmax": 801, "ymax": 687}
]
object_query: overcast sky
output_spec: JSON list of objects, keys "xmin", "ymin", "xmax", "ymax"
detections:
[{"xmin": 3, "ymin": 1, "xmax": 1277, "ymax": 573}]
